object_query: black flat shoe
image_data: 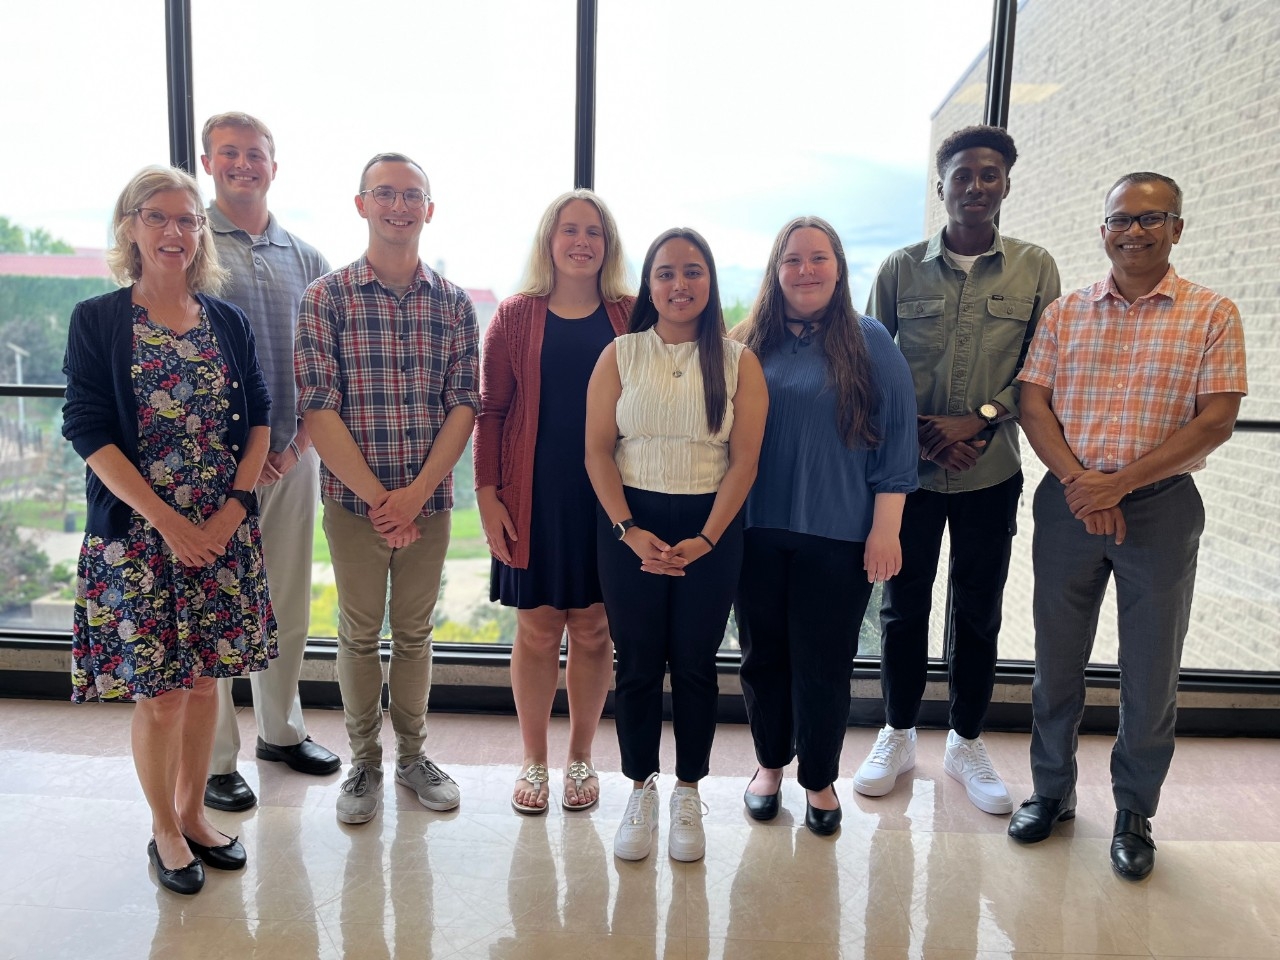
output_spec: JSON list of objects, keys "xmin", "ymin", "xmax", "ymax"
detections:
[
  {"xmin": 184, "ymin": 832, "xmax": 247, "ymax": 871},
  {"xmin": 1007, "ymin": 793, "xmax": 1076, "ymax": 843},
  {"xmin": 1110, "ymin": 809, "xmax": 1156, "ymax": 880},
  {"xmin": 205, "ymin": 772, "xmax": 257, "ymax": 812},
  {"xmin": 743, "ymin": 771, "xmax": 781, "ymax": 822},
  {"xmin": 148, "ymin": 839, "xmax": 205, "ymax": 895},
  {"xmin": 804, "ymin": 799, "xmax": 842, "ymax": 836},
  {"xmin": 256, "ymin": 736, "xmax": 341, "ymax": 776}
]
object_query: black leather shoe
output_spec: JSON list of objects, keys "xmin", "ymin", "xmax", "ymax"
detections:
[
  {"xmin": 184, "ymin": 832, "xmax": 247, "ymax": 871},
  {"xmin": 743, "ymin": 771, "xmax": 781, "ymax": 822},
  {"xmin": 804, "ymin": 800, "xmax": 842, "ymax": 836},
  {"xmin": 1110, "ymin": 809, "xmax": 1156, "ymax": 880},
  {"xmin": 1007, "ymin": 793, "xmax": 1076, "ymax": 843},
  {"xmin": 256, "ymin": 736, "xmax": 342, "ymax": 775},
  {"xmin": 148, "ymin": 839, "xmax": 205, "ymax": 895},
  {"xmin": 205, "ymin": 772, "xmax": 257, "ymax": 811}
]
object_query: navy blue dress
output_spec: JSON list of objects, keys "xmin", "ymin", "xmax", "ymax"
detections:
[{"xmin": 491, "ymin": 305, "xmax": 616, "ymax": 609}]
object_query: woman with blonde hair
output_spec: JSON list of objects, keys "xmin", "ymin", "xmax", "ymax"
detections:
[
  {"xmin": 474, "ymin": 189, "xmax": 633, "ymax": 813},
  {"xmin": 63, "ymin": 166, "xmax": 276, "ymax": 893}
]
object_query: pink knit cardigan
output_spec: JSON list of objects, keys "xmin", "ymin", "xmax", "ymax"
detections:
[{"xmin": 473, "ymin": 293, "xmax": 633, "ymax": 569}]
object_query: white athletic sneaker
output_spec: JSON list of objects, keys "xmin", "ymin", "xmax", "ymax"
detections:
[
  {"xmin": 853, "ymin": 725, "xmax": 917, "ymax": 797},
  {"xmin": 944, "ymin": 730, "xmax": 1013, "ymax": 814},
  {"xmin": 668, "ymin": 786, "xmax": 707, "ymax": 862},
  {"xmin": 614, "ymin": 773, "xmax": 660, "ymax": 861}
]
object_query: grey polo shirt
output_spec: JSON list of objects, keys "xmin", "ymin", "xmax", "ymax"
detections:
[
  {"xmin": 867, "ymin": 226, "xmax": 1061, "ymax": 493},
  {"xmin": 207, "ymin": 203, "xmax": 330, "ymax": 452}
]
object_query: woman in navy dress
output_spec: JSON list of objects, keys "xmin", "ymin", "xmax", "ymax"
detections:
[
  {"xmin": 474, "ymin": 190, "xmax": 633, "ymax": 813},
  {"xmin": 63, "ymin": 166, "xmax": 276, "ymax": 893}
]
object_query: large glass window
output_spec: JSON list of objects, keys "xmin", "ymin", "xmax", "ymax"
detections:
[
  {"xmin": 597, "ymin": 1, "xmax": 992, "ymax": 315},
  {"xmin": 190, "ymin": 0, "xmax": 576, "ymax": 641},
  {"xmin": 0, "ymin": 1, "xmax": 167, "ymax": 632},
  {"xmin": 597, "ymin": 1, "xmax": 993, "ymax": 653},
  {"xmin": 937, "ymin": 0, "xmax": 1280, "ymax": 670}
]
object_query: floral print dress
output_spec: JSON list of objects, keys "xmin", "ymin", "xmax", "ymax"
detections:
[{"xmin": 70, "ymin": 306, "xmax": 277, "ymax": 701}]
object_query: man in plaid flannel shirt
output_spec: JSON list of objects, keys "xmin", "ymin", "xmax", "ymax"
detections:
[{"xmin": 1009, "ymin": 172, "xmax": 1248, "ymax": 880}]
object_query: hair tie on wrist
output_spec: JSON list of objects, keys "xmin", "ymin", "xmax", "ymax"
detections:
[{"xmin": 697, "ymin": 532, "xmax": 716, "ymax": 550}]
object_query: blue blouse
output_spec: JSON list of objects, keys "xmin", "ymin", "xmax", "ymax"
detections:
[{"xmin": 745, "ymin": 315, "xmax": 918, "ymax": 542}]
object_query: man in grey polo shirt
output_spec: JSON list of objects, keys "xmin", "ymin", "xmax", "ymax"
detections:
[
  {"xmin": 200, "ymin": 111, "xmax": 340, "ymax": 811},
  {"xmin": 859, "ymin": 125, "xmax": 1061, "ymax": 814}
]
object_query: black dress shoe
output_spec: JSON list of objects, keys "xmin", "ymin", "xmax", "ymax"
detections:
[
  {"xmin": 1007, "ymin": 793, "xmax": 1076, "ymax": 843},
  {"xmin": 184, "ymin": 832, "xmax": 247, "ymax": 871},
  {"xmin": 205, "ymin": 771, "xmax": 257, "ymax": 811},
  {"xmin": 148, "ymin": 839, "xmax": 205, "ymax": 895},
  {"xmin": 804, "ymin": 800, "xmax": 842, "ymax": 836},
  {"xmin": 1110, "ymin": 809, "xmax": 1156, "ymax": 880},
  {"xmin": 256, "ymin": 736, "xmax": 342, "ymax": 775},
  {"xmin": 743, "ymin": 772, "xmax": 781, "ymax": 822}
]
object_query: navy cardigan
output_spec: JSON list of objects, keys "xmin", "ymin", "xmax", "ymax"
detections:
[{"xmin": 62, "ymin": 285, "xmax": 271, "ymax": 538}]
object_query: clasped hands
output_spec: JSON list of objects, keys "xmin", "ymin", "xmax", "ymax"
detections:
[
  {"xmin": 624, "ymin": 527, "xmax": 710, "ymax": 577},
  {"xmin": 1061, "ymin": 469, "xmax": 1127, "ymax": 544},
  {"xmin": 369, "ymin": 486, "xmax": 427, "ymax": 549},
  {"xmin": 917, "ymin": 414, "xmax": 987, "ymax": 472}
]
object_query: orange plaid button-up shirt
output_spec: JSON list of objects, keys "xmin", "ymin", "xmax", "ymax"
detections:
[{"xmin": 1018, "ymin": 267, "xmax": 1247, "ymax": 473}]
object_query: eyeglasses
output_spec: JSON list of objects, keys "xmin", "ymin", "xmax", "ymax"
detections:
[
  {"xmin": 360, "ymin": 186, "xmax": 430, "ymax": 209},
  {"xmin": 1103, "ymin": 211, "xmax": 1179, "ymax": 232},
  {"xmin": 132, "ymin": 208, "xmax": 207, "ymax": 232}
]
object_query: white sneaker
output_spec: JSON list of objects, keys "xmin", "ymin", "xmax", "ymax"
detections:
[
  {"xmin": 336, "ymin": 763, "xmax": 384, "ymax": 824},
  {"xmin": 614, "ymin": 773, "xmax": 660, "ymax": 861},
  {"xmin": 944, "ymin": 730, "xmax": 1013, "ymax": 815},
  {"xmin": 668, "ymin": 785, "xmax": 707, "ymax": 862},
  {"xmin": 853, "ymin": 725, "xmax": 917, "ymax": 797},
  {"xmin": 395, "ymin": 756, "xmax": 461, "ymax": 811}
]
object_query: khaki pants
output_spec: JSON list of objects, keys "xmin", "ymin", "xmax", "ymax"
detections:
[
  {"xmin": 323, "ymin": 498, "xmax": 451, "ymax": 767},
  {"xmin": 210, "ymin": 448, "xmax": 319, "ymax": 774}
]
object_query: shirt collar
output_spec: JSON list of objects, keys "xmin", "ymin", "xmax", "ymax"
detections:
[
  {"xmin": 1094, "ymin": 264, "xmax": 1179, "ymax": 303},
  {"xmin": 923, "ymin": 224, "xmax": 1005, "ymax": 264},
  {"xmin": 352, "ymin": 254, "xmax": 434, "ymax": 293},
  {"xmin": 205, "ymin": 203, "xmax": 292, "ymax": 247}
]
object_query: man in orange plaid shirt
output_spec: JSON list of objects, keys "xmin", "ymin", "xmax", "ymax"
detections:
[{"xmin": 1008, "ymin": 172, "xmax": 1248, "ymax": 880}]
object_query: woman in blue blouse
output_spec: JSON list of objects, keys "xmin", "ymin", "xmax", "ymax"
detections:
[{"xmin": 732, "ymin": 216, "xmax": 918, "ymax": 835}]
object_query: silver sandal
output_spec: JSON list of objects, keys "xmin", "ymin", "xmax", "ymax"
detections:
[
  {"xmin": 562, "ymin": 760, "xmax": 600, "ymax": 811},
  {"xmin": 512, "ymin": 762, "xmax": 550, "ymax": 815}
]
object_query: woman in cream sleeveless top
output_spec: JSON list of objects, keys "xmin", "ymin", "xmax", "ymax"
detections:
[{"xmin": 585, "ymin": 228, "xmax": 767, "ymax": 864}]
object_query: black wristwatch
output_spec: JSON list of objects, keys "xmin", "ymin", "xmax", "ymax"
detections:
[
  {"xmin": 612, "ymin": 518, "xmax": 636, "ymax": 541},
  {"xmin": 225, "ymin": 489, "xmax": 258, "ymax": 516},
  {"xmin": 977, "ymin": 402, "xmax": 1001, "ymax": 426}
]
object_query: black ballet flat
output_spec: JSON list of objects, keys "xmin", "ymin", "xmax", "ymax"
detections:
[
  {"xmin": 743, "ymin": 771, "xmax": 781, "ymax": 822},
  {"xmin": 148, "ymin": 838, "xmax": 205, "ymax": 895},
  {"xmin": 184, "ymin": 832, "xmax": 247, "ymax": 871},
  {"xmin": 804, "ymin": 800, "xmax": 842, "ymax": 837}
]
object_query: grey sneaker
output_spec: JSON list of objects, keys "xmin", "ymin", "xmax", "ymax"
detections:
[
  {"xmin": 336, "ymin": 763, "xmax": 384, "ymax": 824},
  {"xmin": 853, "ymin": 725, "xmax": 917, "ymax": 797},
  {"xmin": 668, "ymin": 785, "xmax": 707, "ymax": 862},
  {"xmin": 396, "ymin": 756, "xmax": 461, "ymax": 811},
  {"xmin": 614, "ymin": 772, "xmax": 660, "ymax": 861}
]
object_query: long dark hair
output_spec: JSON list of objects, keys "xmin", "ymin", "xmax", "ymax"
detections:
[
  {"xmin": 737, "ymin": 216, "xmax": 879, "ymax": 448},
  {"xmin": 629, "ymin": 227, "xmax": 729, "ymax": 435}
]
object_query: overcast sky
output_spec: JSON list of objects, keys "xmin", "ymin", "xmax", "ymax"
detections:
[{"xmin": 2, "ymin": 0, "xmax": 992, "ymax": 306}]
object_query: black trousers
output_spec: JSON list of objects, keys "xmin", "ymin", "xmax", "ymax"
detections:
[
  {"xmin": 878, "ymin": 472, "xmax": 1022, "ymax": 738},
  {"xmin": 736, "ymin": 527, "xmax": 872, "ymax": 790},
  {"xmin": 597, "ymin": 487, "xmax": 743, "ymax": 783}
]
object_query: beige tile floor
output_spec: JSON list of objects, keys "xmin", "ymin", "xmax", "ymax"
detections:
[{"xmin": 1, "ymin": 699, "xmax": 1277, "ymax": 959}]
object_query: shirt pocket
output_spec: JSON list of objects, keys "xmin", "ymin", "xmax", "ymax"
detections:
[
  {"xmin": 981, "ymin": 295, "xmax": 1034, "ymax": 356},
  {"xmin": 895, "ymin": 296, "xmax": 945, "ymax": 356}
]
